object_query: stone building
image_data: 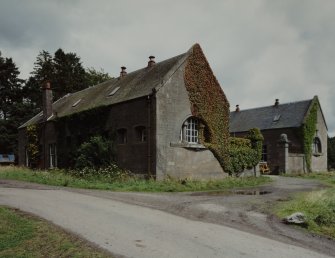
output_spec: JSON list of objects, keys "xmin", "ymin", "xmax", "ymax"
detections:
[
  {"xmin": 18, "ymin": 44, "xmax": 230, "ymax": 180},
  {"xmin": 230, "ymin": 97, "xmax": 328, "ymax": 174}
]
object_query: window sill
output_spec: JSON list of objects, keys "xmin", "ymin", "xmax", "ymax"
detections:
[
  {"xmin": 170, "ymin": 142, "xmax": 207, "ymax": 150},
  {"xmin": 313, "ymin": 152, "xmax": 323, "ymax": 157}
]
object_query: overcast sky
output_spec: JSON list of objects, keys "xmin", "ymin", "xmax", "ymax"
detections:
[{"xmin": 1, "ymin": 0, "xmax": 334, "ymax": 136}]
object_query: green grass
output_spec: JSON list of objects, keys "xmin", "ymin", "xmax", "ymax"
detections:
[
  {"xmin": 275, "ymin": 172, "xmax": 335, "ymax": 238},
  {"xmin": 283, "ymin": 172, "xmax": 335, "ymax": 186},
  {"xmin": 0, "ymin": 166, "xmax": 272, "ymax": 192},
  {"xmin": 0, "ymin": 206, "xmax": 111, "ymax": 257}
]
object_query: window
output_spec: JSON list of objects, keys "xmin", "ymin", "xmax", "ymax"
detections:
[
  {"xmin": 273, "ymin": 114, "xmax": 281, "ymax": 122},
  {"xmin": 117, "ymin": 128, "xmax": 127, "ymax": 144},
  {"xmin": 135, "ymin": 126, "xmax": 147, "ymax": 142},
  {"xmin": 49, "ymin": 143, "xmax": 57, "ymax": 168},
  {"xmin": 313, "ymin": 137, "xmax": 322, "ymax": 154},
  {"xmin": 109, "ymin": 87, "xmax": 120, "ymax": 96},
  {"xmin": 261, "ymin": 145, "xmax": 268, "ymax": 162},
  {"xmin": 181, "ymin": 117, "xmax": 199, "ymax": 143},
  {"xmin": 72, "ymin": 99, "xmax": 81, "ymax": 107},
  {"xmin": 66, "ymin": 136, "xmax": 72, "ymax": 146}
]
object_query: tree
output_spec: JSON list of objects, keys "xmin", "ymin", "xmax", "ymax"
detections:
[
  {"xmin": 0, "ymin": 51, "xmax": 27, "ymax": 154},
  {"xmin": 328, "ymin": 136, "xmax": 335, "ymax": 170},
  {"xmin": 52, "ymin": 49, "xmax": 87, "ymax": 99},
  {"xmin": 85, "ymin": 67, "xmax": 112, "ymax": 86},
  {"xmin": 25, "ymin": 48, "xmax": 88, "ymax": 104}
]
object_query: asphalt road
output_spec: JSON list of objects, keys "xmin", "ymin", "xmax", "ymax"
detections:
[{"xmin": 0, "ymin": 186, "xmax": 332, "ymax": 258}]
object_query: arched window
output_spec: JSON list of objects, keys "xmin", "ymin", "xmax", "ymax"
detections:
[
  {"xmin": 117, "ymin": 128, "xmax": 127, "ymax": 144},
  {"xmin": 313, "ymin": 137, "xmax": 322, "ymax": 154},
  {"xmin": 135, "ymin": 126, "xmax": 147, "ymax": 142},
  {"xmin": 181, "ymin": 117, "xmax": 199, "ymax": 143}
]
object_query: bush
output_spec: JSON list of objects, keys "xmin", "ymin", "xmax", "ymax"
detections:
[
  {"xmin": 75, "ymin": 136, "xmax": 115, "ymax": 169},
  {"xmin": 226, "ymin": 128, "xmax": 263, "ymax": 175}
]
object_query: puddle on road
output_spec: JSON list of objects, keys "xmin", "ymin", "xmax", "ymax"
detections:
[
  {"xmin": 231, "ymin": 190, "xmax": 271, "ymax": 195},
  {"xmin": 190, "ymin": 190, "xmax": 272, "ymax": 196}
]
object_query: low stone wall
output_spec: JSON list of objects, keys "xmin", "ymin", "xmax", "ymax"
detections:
[
  {"xmin": 287, "ymin": 153, "xmax": 306, "ymax": 174},
  {"xmin": 238, "ymin": 164, "xmax": 260, "ymax": 177}
]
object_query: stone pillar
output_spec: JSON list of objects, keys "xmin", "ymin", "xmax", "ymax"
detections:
[{"xmin": 278, "ymin": 134, "xmax": 290, "ymax": 174}]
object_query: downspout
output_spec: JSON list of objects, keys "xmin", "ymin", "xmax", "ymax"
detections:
[
  {"xmin": 44, "ymin": 122, "xmax": 47, "ymax": 169},
  {"xmin": 147, "ymin": 95, "xmax": 152, "ymax": 177}
]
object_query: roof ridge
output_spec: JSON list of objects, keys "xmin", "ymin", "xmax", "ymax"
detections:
[{"xmin": 231, "ymin": 98, "xmax": 313, "ymax": 113}]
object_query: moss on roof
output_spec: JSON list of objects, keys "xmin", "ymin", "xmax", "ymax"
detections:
[{"xmin": 20, "ymin": 51, "xmax": 190, "ymax": 128}]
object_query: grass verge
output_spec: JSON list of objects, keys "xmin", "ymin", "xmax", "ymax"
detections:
[
  {"xmin": 0, "ymin": 206, "xmax": 111, "ymax": 257},
  {"xmin": 283, "ymin": 171, "xmax": 335, "ymax": 186},
  {"xmin": 0, "ymin": 166, "xmax": 271, "ymax": 192},
  {"xmin": 275, "ymin": 172, "xmax": 335, "ymax": 239}
]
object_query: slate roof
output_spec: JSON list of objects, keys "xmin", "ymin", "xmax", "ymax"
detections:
[
  {"xmin": 20, "ymin": 50, "xmax": 190, "ymax": 128},
  {"xmin": 229, "ymin": 99, "xmax": 313, "ymax": 133}
]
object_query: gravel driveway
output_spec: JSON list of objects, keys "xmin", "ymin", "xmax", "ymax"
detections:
[{"xmin": 0, "ymin": 176, "xmax": 334, "ymax": 257}]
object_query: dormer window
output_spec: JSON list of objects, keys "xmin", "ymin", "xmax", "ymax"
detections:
[
  {"xmin": 109, "ymin": 87, "xmax": 120, "ymax": 96},
  {"xmin": 72, "ymin": 99, "xmax": 81, "ymax": 107}
]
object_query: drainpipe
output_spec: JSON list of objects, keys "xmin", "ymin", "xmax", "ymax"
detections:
[{"xmin": 147, "ymin": 95, "xmax": 152, "ymax": 177}]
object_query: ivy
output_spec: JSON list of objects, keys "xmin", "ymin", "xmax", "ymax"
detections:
[
  {"xmin": 184, "ymin": 44, "xmax": 230, "ymax": 171},
  {"xmin": 302, "ymin": 100, "xmax": 318, "ymax": 172},
  {"xmin": 54, "ymin": 105, "xmax": 111, "ymax": 168},
  {"xmin": 26, "ymin": 124, "xmax": 39, "ymax": 167},
  {"xmin": 184, "ymin": 44, "xmax": 263, "ymax": 175}
]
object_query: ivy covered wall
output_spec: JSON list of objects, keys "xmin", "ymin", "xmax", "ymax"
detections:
[
  {"xmin": 184, "ymin": 44, "xmax": 230, "ymax": 171},
  {"xmin": 302, "ymin": 99, "xmax": 318, "ymax": 172}
]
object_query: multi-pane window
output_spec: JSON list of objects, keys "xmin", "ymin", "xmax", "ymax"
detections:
[
  {"xmin": 135, "ymin": 126, "xmax": 147, "ymax": 142},
  {"xmin": 117, "ymin": 128, "xmax": 127, "ymax": 144},
  {"xmin": 184, "ymin": 118, "xmax": 199, "ymax": 143},
  {"xmin": 49, "ymin": 143, "xmax": 57, "ymax": 168}
]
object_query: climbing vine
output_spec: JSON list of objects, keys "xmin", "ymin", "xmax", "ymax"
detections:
[
  {"xmin": 184, "ymin": 44, "xmax": 230, "ymax": 171},
  {"xmin": 302, "ymin": 100, "xmax": 318, "ymax": 172},
  {"xmin": 26, "ymin": 124, "xmax": 39, "ymax": 167},
  {"xmin": 54, "ymin": 105, "xmax": 112, "ymax": 167}
]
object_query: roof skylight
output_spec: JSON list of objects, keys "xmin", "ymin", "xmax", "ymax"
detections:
[
  {"xmin": 72, "ymin": 99, "xmax": 82, "ymax": 107},
  {"xmin": 273, "ymin": 114, "xmax": 281, "ymax": 122},
  {"xmin": 109, "ymin": 87, "xmax": 120, "ymax": 96}
]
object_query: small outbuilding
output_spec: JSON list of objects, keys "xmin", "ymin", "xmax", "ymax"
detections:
[{"xmin": 230, "ymin": 97, "xmax": 328, "ymax": 174}]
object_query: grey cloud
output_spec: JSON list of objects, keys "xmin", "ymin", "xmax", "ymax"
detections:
[{"xmin": 0, "ymin": 0, "xmax": 334, "ymax": 135}]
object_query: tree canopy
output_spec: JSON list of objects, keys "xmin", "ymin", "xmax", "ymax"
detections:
[
  {"xmin": 0, "ymin": 51, "xmax": 27, "ymax": 153},
  {"xmin": 0, "ymin": 49, "xmax": 112, "ymax": 156}
]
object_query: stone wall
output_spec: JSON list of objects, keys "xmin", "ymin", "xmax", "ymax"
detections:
[
  {"xmin": 311, "ymin": 105, "xmax": 328, "ymax": 172},
  {"xmin": 155, "ymin": 58, "xmax": 226, "ymax": 180}
]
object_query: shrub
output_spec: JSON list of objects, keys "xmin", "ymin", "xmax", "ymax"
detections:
[
  {"xmin": 74, "ymin": 136, "xmax": 115, "ymax": 169},
  {"xmin": 226, "ymin": 128, "xmax": 263, "ymax": 175}
]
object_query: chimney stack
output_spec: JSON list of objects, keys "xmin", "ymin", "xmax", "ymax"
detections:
[
  {"xmin": 120, "ymin": 66, "xmax": 127, "ymax": 78},
  {"xmin": 274, "ymin": 99, "xmax": 279, "ymax": 107},
  {"xmin": 42, "ymin": 81, "xmax": 53, "ymax": 121},
  {"xmin": 235, "ymin": 105, "xmax": 240, "ymax": 112},
  {"xmin": 148, "ymin": 56, "xmax": 155, "ymax": 67}
]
